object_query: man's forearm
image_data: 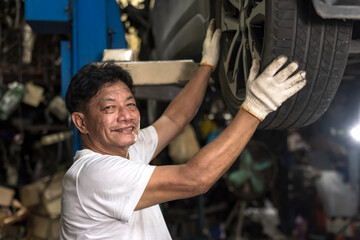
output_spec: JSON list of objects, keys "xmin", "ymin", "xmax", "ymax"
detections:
[
  {"xmin": 162, "ymin": 65, "xmax": 212, "ymax": 129},
  {"xmin": 185, "ymin": 109, "xmax": 260, "ymax": 190}
]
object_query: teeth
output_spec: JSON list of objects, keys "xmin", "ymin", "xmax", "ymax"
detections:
[{"xmin": 111, "ymin": 127, "xmax": 133, "ymax": 132}]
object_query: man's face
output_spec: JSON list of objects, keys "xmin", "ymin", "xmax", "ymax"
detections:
[{"xmin": 81, "ymin": 81, "xmax": 140, "ymax": 156}]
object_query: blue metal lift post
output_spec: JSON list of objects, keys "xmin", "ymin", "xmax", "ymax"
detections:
[{"xmin": 25, "ymin": 0, "xmax": 127, "ymax": 154}]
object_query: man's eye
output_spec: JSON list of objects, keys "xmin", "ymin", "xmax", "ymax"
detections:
[
  {"xmin": 103, "ymin": 106, "xmax": 115, "ymax": 112},
  {"xmin": 127, "ymin": 103, "xmax": 137, "ymax": 109}
]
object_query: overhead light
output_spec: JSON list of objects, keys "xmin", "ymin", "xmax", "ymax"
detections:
[{"xmin": 350, "ymin": 125, "xmax": 360, "ymax": 142}]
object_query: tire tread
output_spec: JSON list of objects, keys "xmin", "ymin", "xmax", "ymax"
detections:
[{"xmin": 259, "ymin": 0, "xmax": 352, "ymax": 129}]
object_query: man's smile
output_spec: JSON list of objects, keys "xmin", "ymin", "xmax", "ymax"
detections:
[{"xmin": 110, "ymin": 125, "xmax": 136, "ymax": 133}]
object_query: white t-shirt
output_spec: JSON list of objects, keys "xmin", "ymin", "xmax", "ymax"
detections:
[{"xmin": 60, "ymin": 126, "xmax": 172, "ymax": 240}]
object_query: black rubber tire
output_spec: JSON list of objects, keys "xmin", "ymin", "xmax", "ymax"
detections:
[{"xmin": 217, "ymin": 0, "xmax": 353, "ymax": 129}]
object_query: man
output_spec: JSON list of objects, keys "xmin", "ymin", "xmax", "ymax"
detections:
[{"xmin": 60, "ymin": 19, "xmax": 306, "ymax": 239}]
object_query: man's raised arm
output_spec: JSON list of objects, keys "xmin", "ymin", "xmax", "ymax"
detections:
[
  {"xmin": 137, "ymin": 51, "xmax": 307, "ymax": 210},
  {"xmin": 152, "ymin": 19, "xmax": 221, "ymax": 157}
]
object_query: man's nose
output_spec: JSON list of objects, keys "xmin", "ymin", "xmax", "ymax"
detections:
[{"xmin": 117, "ymin": 107, "xmax": 133, "ymax": 121}]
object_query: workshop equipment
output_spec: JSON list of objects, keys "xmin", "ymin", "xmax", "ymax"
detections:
[
  {"xmin": 25, "ymin": 0, "xmax": 127, "ymax": 153},
  {"xmin": 24, "ymin": 0, "xmax": 207, "ymax": 154}
]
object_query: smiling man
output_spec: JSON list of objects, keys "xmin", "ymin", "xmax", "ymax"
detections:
[
  {"xmin": 75, "ymin": 80, "xmax": 140, "ymax": 156},
  {"xmin": 60, "ymin": 19, "xmax": 306, "ymax": 239}
]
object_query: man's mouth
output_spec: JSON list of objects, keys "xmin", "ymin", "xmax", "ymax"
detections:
[{"xmin": 110, "ymin": 125, "xmax": 136, "ymax": 133}]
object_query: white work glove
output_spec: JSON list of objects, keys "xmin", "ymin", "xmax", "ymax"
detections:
[
  {"xmin": 241, "ymin": 56, "xmax": 307, "ymax": 121},
  {"xmin": 200, "ymin": 19, "xmax": 221, "ymax": 72}
]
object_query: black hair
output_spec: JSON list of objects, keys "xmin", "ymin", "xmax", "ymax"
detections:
[{"xmin": 65, "ymin": 61, "xmax": 134, "ymax": 113}]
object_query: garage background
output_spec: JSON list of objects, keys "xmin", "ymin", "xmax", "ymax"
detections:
[{"xmin": 0, "ymin": 0, "xmax": 360, "ymax": 239}]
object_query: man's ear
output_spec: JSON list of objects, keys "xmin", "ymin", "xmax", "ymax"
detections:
[{"xmin": 71, "ymin": 112, "xmax": 88, "ymax": 134}]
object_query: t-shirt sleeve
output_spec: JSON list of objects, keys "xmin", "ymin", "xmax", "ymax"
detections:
[
  {"xmin": 77, "ymin": 155, "xmax": 155, "ymax": 223},
  {"xmin": 132, "ymin": 125, "xmax": 158, "ymax": 164}
]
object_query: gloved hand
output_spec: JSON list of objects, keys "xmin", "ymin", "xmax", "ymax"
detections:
[
  {"xmin": 200, "ymin": 19, "xmax": 221, "ymax": 72},
  {"xmin": 241, "ymin": 56, "xmax": 307, "ymax": 121}
]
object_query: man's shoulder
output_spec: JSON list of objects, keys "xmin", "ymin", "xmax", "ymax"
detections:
[
  {"xmin": 131, "ymin": 126, "xmax": 158, "ymax": 162},
  {"xmin": 138, "ymin": 125, "xmax": 157, "ymax": 138},
  {"xmin": 67, "ymin": 150, "xmax": 124, "ymax": 177},
  {"xmin": 136, "ymin": 125, "xmax": 158, "ymax": 145}
]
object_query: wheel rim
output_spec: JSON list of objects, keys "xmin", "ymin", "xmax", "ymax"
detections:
[{"xmin": 219, "ymin": 0, "xmax": 266, "ymax": 102}]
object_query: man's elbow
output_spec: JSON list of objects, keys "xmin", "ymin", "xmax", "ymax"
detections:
[
  {"xmin": 195, "ymin": 181, "xmax": 212, "ymax": 195},
  {"xmin": 184, "ymin": 169, "xmax": 213, "ymax": 196}
]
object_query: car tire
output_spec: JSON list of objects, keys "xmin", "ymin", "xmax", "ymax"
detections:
[{"xmin": 216, "ymin": 0, "xmax": 353, "ymax": 129}]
